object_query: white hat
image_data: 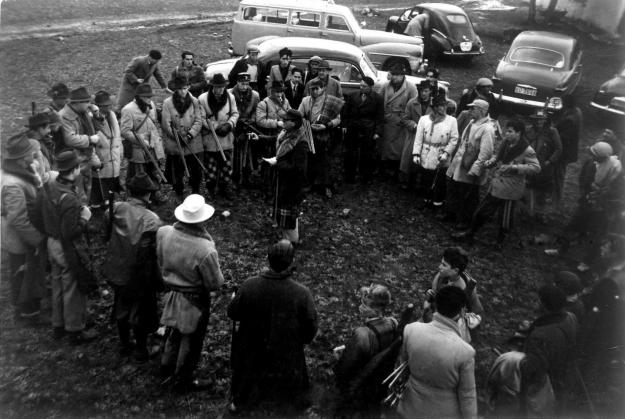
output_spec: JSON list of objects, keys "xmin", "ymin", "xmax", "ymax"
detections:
[
  {"xmin": 174, "ymin": 194, "xmax": 215, "ymax": 224},
  {"xmin": 467, "ymin": 98, "xmax": 489, "ymax": 111}
]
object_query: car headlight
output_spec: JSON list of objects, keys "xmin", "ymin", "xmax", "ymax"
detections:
[{"xmin": 546, "ymin": 97, "xmax": 563, "ymax": 110}]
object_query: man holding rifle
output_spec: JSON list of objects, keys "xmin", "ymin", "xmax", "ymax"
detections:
[
  {"xmin": 120, "ymin": 83, "xmax": 167, "ymax": 204},
  {"xmin": 198, "ymin": 73, "xmax": 239, "ymax": 201},
  {"xmin": 229, "ymin": 72, "xmax": 260, "ymax": 188},
  {"xmin": 161, "ymin": 76, "xmax": 203, "ymax": 199}
]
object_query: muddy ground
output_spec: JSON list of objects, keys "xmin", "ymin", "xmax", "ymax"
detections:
[{"xmin": 0, "ymin": 0, "xmax": 623, "ymax": 418}]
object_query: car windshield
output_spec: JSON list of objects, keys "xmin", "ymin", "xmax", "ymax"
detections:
[
  {"xmin": 360, "ymin": 54, "xmax": 377, "ymax": 79},
  {"xmin": 510, "ymin": 47, "xmax": 566, "ymax": 69}
]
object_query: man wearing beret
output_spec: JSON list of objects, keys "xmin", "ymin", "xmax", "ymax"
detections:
[
  {"xmin": 198, "ymin": 73, "xmax": 240, "ymax": 200},
  {"xmin": 229, "ymin": 72, "xmax": 260, "ymax": 187},
  {"xmin": 58, "ymin": 86, "xmax": 102, "ymax": 204},
  {"xmin": 116, "ymin": 49, "xmax": 171, "ymax": 112},
  {"xmin": 104, "ymin": 173, "xmax": 163, "ymax": 361},
  {"xmin": 170, "ymin": 51, "xmax": 207, "ymax": 98},
  {"xmin": 161, "ymin": 76, "xmax": 203, "ymax": 199},
  {"xmin": 32, "ymin": 150, "xmax": 98, "ymax": 345},
  {"xmin": 228, "ymin": 240, "xmax": 317, "ymax": 414},
  {"xmin": 1, "ymin": 134, "xmax": 46, "ymax": 323},
  {"xmin": 342, "ymin": 76, "xmax": 383, "ymax": 184}
]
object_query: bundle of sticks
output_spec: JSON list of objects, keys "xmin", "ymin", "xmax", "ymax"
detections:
[{"xmin": 382, "ymin": 361, "xmax": 409, "ymax": 407}]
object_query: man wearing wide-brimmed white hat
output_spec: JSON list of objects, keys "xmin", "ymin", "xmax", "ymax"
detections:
[{"xmin": 157, "ymin": 194, "xmax": 224, "ymax": 392}]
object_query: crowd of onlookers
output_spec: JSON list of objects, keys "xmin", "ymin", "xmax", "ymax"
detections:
[{"xmin": 1, "ymin": 45, "xmax": 624, "ymax": 417}]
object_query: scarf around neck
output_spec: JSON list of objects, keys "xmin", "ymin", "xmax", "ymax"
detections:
[
  {"xmin": 497, "ymin": 136, "xmax": 530, "ymax": 164},
  {"xmin": 208, "ymin": 89, "xmax": 228, "ymax": 117},
  {"xmin": 173, "ymin": 92, "xmax": 193, "ymax": 116},
  {"xmin": 276, "ymin": 126, "xmax": 306, "ymax": 159}
]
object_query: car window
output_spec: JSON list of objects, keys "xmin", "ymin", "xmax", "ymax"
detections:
[
  {"xmin": 326, "ymin": 15, "xmax": 350, "ymax": 31},
  {"xmin": 290, "ymin": 58, "xmax": 362, "ymax": 82},
  {"xmin": 510, "ymin": 47, "xmax": 565, "ymax": 69},
  {"xmin": 243, "ymin": 7, "xmax": 288, "ymax": 24},
  {"xmin": 446, "ymin": 14, "xmax": 468, "ymax": 24},
  {"xmin": 401, "ymin": 8, "xmax": 417, "ymax": 20},
  {"xmin": 291, "ymin": 11, "xmax": 320, "ymax": 28},
  {"xmin": 359, "ymin": 56, "xmax": 377, "ymax": 79}
]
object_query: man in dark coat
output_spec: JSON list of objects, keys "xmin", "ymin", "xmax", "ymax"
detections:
[
  {"xmin": 32, "ymin": 150, "xmax": 98, "ymax": 345},
  {"xmin": 228, "ymin": 239, "xmax": 318, "ymax": 414},
  {"xmin": 228, "ymin": 45, "xmax": 262, "ymax": 92},
  {"xmin": 170, "ymin": 51, "xmax": 208, "ymax": 98},
  {"xmin": 553, "ymin": 95, "xmax": 582, "ymax": 210},
  {"xmin": 284, "ymin": 67, "xmax": 305, "ymax": 110},
  {"xmin": 104, "ymin": 173, "xmax": 163, "ymax": 361},
  {"xmin": 520, "ymin": 285, "xmax": 578, "ymax": 416},
  {"xmin": 116, "ymin": 49, "xmax": 171, "ymax": 111},
  {"xmin": 342, "ymin": 76, "xmax": 383, "ymax": 184},
  {"xmin": 457, "ymin": 78, "xmax": 500, "ymax": 119}
]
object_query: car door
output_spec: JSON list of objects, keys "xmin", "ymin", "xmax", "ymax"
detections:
[
  {"xmin": 288, "ymin": 9, "xmax": 322, "ymax": 38},
  {"xmin": 321, "ymin": 14, "xmax": 356, "ymax": 44}
]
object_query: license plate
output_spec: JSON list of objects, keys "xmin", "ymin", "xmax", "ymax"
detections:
[
  {"xmin": 514, "ymin": 86, "xmax": 537, "ymax": 96},
  {"xmin": 460, "ymin": 41, "xmax": 472, "ymax": 52}
]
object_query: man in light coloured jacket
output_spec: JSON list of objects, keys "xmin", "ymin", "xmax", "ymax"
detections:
[
  {"xmin": 445, "ymin": 99, "xmax": 495, "ymax": 229},
  {"xmin": 158, "ymin": 194, "xmax": 224, "ymax": 392},
  {"xmin": 397, "ymin": 285, "xmax": 477, "ymax": 419}
]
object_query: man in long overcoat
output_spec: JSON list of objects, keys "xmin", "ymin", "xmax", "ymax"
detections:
[
  {"xmin": 228, "ymin": 240, "xmax": 318, "ymax": 414},
  {"xmin": 378, "ymin": 64, "xmax": 417, "ymax": 179}
]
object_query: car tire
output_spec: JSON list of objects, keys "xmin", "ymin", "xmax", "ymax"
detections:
[{"xmin": 382, "ymin": 57, "xmax": 410, "ymax": 74}]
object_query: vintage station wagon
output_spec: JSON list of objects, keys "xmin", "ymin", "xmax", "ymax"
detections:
[{"xmin": 230, "ymin": 0, "xmax": 425, "ymax": 74}]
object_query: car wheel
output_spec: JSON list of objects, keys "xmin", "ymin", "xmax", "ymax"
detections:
[{"xmin": 382, "ymin": 58, "xmax": 410, "ymax": 74}]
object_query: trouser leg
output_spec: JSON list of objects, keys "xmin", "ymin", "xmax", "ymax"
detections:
[
  {"xmin": 217, "ymin": 150, "xmax": 233, "ymax": 191},
  {"xmin": 176, "ymin": 313, "xmax": 209, "ymax": 384},
  {"xmin": 459, "ymin": 183, "xmax": 480, "ymax": 225},
  {"xmin": 282, "ymin": 218, "xmax": 300, "ymax": 244},
  {"xmin": 161, "ymin": 327, "xmax": 181, "ymax": 377},
  {"xmin": 204, "ymin": 152, "xmax": 219, "ymax": 192},
  {"xmin": 47, "ymin": 239, "xmax": 65, "ymax": 329},
  {"xmin": 419, "ymin": 168, "xmax": 436, "ymax": 203},
  {"xmin": 61, "ymin": 269, "xmax": 87, "ymax": 332},
  {"xmin": 167, "ymin": 155, "xmax": 185, "ymax": 196},
  {"xmin": 343, "ymin": 131, "xmax": 358, "ymax": 182},
  {"xmin": 186, "ymin": 154, "xmax": 203, "ymax": 194},
  {"xmin": 470, "ymin": 193, "xmax": 502, "ymax": 234},
  {"xmin": 360, "ymin": 136, "xmax": 376, "ymax": 182},
  {"xmin": 8, "ymin": 253, "xmax": 25, "ymax": 317},
  {"xmin": 432, "ymin": 167, "xmax": 447, "ymax": 205}
]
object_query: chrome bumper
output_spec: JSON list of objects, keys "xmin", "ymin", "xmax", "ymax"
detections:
[
  {"xmin": 590, "ymin": 101, "xmax": 625, "ymax": 116},
  {"xmin": 500, "ymin": 94, "xmax": 546, "ymax": 109}
]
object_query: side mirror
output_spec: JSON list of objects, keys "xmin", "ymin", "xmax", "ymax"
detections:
[{"xmin": 361, "ymin": 21, "xmax": 367, "ymax": 27}]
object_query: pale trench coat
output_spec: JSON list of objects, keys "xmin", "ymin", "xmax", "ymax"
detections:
[
  {"xmin": 93, "ymin": 110, "xmax": 122, "ymax": 178},
  {"xmin": 400, "ymin": 97, "xmax": 432, "ymax": 173},
  {"xmin": 160, "ymin": 95, "xmax": 203, "ymax": 155},
  {"xmin": 446, "ymin": 117, "xmax": 495, "ymax": 185},
  {"xmin": 197, "ymin": 91, "xmax": 239, "ymax": 152},
  {"xmin": 413, "ymin": 114, "xmax": 459, "ymax": 170},
  {"xmin": 379, "ymin": 79, "xmax": 418, "ymax": 161},
  {"xmin": 119, "ymin": 100, "xmax": 165, "ymax": 163},
  {"xmin": 398, "ymin": 313, "xmax": 477, "ymax": 419}
]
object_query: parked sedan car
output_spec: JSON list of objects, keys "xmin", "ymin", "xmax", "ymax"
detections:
[
  {"xmin": 590, "ymin": 63, "xmax": 625, "ymax": 118},
  {"xmin": 493, "ymin": 31, "xmax": 582, "ymax": 111},
  {"xmin": 229, "ymin": 0, "xmax": 424, "ymax": 74},
  {"xmin": 385, "ymin": 3, "xmax": 484, "ymax": 59},
  {"xmin": 206, "ymin": 37, "xmax": 448, "ymax": 99}
]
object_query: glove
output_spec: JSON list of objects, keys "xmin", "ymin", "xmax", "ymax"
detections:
[
  {"xmin": 89, "ymin": 134, "xmax": 100, "ymax": 145},
  {"xmin": 413, "ymin": 155, "xmax": 421, "ymax": 166},
  {"xmin": 215, "ymin": 123, "xmax": 232, "ymax": 137}
]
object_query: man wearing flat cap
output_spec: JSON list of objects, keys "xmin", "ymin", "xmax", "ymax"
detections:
[
  {"xmin": 161, "ymin": 76, "xmax": 203, "ymax": 199},
  {"xmin": 304, "ymin": 56, "xmax": 322, "ymax": 87},
  {"xmin": 104, "ymin": 172, "xmax": 163, "ymax": 362},
  {"xmin": 1, "ymin": 134, "xmax": 46, "ymax": 323},
  {"xmin": 228, "ymin": 45, "xmax": 262, "ymax": 91},
  {"xmin": 158, "ymin": 194, "xmax": 224, "ymax": 392},
  {"xmin": 446, "ymin": 99, "xmax": 495, "ymax": 231},
  {"xmin": 58, "ymin": 86, "xmax": 102, "ymax": 204},
  {"xmin": 198, "ymin": 73, "xmax": 240, "ymax": 200},
  {"xmin": 116, "ymin": 49, "xmax": 171, "ymax": 112},
  {"xmin": 379, "ymin": 63, "xmax": 417, "ymax": 179},
  {"xmin": 170, "ymin": 50, "xmax": 207, "ymax": 98},
  {"xmin": 304, "ymin": 59, "xmax": 342, "ymax": 99},
  {"xmin": 32, "ymin": 150, "xmax": 98, "ymax": 345},
  {"xmin": 457, "ymin": 77, "xmax": 500, "ymax": 119},
  {"xmin": 228, "ymin": 239, "xmax": 317, "ymax": 414},
  {"xmin": 229, "ymin": 72, "xmax": 260, "ymax": 187},
  {"xmin": 120, "ymin": 83, "xmax": 166, "ymax": 201}
]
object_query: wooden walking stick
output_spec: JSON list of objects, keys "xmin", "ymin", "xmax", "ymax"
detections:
[{"xmin": 130, "ymin": 129, "xmax": 168, "ymax": 183}]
